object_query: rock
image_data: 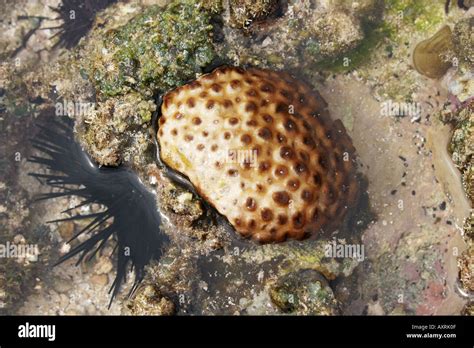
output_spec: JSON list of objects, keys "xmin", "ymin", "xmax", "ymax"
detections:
[
  {"xmin": 308, "ymin": 9, "xmax": 364, "ymax": 60},
  {"xmin": 90, "ymin": 274, "xmax": 109, "ymax": 287},
  {"xmin": 53, "ymin": 278, "xmax": 73, "ymax": 293},
  {"xmin": 59, "ymin": 294, "xmax": 70, "ymax": 308},
  {"xmin": 453, "ymin": 17, "xmax": 474, "ymax": 66},
  {"xmin": 127, "ymin": 285, "xmax": 175, "ymax": 315},
  {"xmin": 458, "ymin": 248, "xmax": 473, "ymax": 292},
  {"xmin": 229, "ymin": 0, "xmax": 281, "ymax": 28},
  {"xmin": 93, "ymin": 257, "xmax": 114, "ymax": 275},
  {"xmin": 13, "ymin": 234, "xmax": 25, "ymax": 244},
  {"xmin": 269, "ymin": 269, "xmax": 340, "ymax": 315},
  {"xmin": 58, "ymin": 221, "xmax": 75, "ymax": 241}
]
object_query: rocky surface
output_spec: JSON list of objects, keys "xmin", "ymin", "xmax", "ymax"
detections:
[{"xmin": 0, "ymin": 0, "xmax": 472, "ymax": 316}]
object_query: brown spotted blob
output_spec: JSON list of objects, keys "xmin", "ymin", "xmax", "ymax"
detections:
[{"xmin": 158, "ymin": 66, "xmax": 359, "ymax": 243}]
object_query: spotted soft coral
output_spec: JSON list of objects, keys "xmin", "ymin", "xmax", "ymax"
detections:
[{"xmin": 158, "ymin": 66, "xmax": 359, "ymax": 243}]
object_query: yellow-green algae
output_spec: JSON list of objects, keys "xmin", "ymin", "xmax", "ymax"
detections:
[{"xmin": 86, "ymin": 0, "xmax": 217, "ymax": 99}]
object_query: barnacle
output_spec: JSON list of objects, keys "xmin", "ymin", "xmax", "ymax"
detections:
[{"xmin": 158, "ymin": 66, "xmax": 359, "ymax": 243}]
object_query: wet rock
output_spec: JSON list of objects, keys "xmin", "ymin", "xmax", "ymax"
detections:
[
  {"xmin": 127, "ymin": 285, "xmax": 175, "ymax": 315},
  {"xmin": 229, "ymin": 0, "xmax": 282, "ymax": 28},
  {"xmin": 80, "ymin": 92, "xmax": 156, "ymax": 166},
  {"xmin": 90, "ymin": 274, "xmax": 109, "ymax": 287},
  {"xmin": 53, "ymin": 278, "xmax": 74, "ymax": 293},
  {"xmin": 458, "ymin": 244, "xmax": 474, "ymax": 292},
  {"xmin": 58, "ymin": 222, "xmax": 75, "ymax": 241},
  {"xmin": 453, "ymin": 17, "xmax": 474, "ymax": 67},
  {"xmin": 307, "ymin": 9, "xmax": 364, "ymax": 60},
  {"xmin": 93, "ymin": 257, "xmax": 114, "ymax": 275},
  {"xmin": 269, "ymin": 269, "xmax": 340, "ymax": 315},
  {"xmin": 220, "ymin": 0, "xmax": 375, "ymax": 71},
  {"xmin": 448, "ymin": 101, "xmax": 473, "ymax": 204}
]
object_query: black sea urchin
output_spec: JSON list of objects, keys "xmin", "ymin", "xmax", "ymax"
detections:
[{"xmin": 29, "ymin": 117, "xmax": 167, "ymax": 305}]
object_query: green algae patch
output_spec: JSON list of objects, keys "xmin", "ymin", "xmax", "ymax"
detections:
[
  {"xmin": 87, "ymin": 0, "xmax": 216, "ymax": 99},
  {"xmin": 388, "ymin": 0, "xmax": 445, "ymax": 32}
]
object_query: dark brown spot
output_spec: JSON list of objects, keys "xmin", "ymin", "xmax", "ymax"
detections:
[
  {"xmin": 256, "ymin": 184, "xmax": 265, "ymax": 192},
  {"xmin": 171, "ymin": 129, "xmax": 178, "ymax": 136},
  {"xmin": 277, "ymin": 214, "xmax": 288, "ymax": 225},
  {"xmin": 184, "ymin": 134, "xmax": 194, "ymax": 142},
  {"xmin": 261, "ymin": 208, "xmax": 273, "ymax": 222},
  {"xmin": 246, "ymin": 89, "xmax": 257, "ymax": 97},
  {"xmin": 206, "ymin": 100, "xmax": 215, "ymax": 109},
  {"xmin": 246, "ymin": 119, "xmax": 258, "ymax": 127},
  {"xmin": 230, "ymin": 80, "xmax": 241, "ymax": 89},
  {"xmin": 241, "ymin": 134, "xmax": 252, "ymax": 144},
  {"xmin": 192, "ymin": 117, "xmax": 202, "ymax": 125},
  {"xmin": 276, "ymin": 103, "xmax": 288, "ymax": 114},
  {"xmin": 287, "ymin": 179, "xmax": 300, "ymax": 191},
  {"xmin": 275, "ymin": 165, "xmax": 288, "ymax": 177},
  {"xmin": 223, "ymin": 99, "xmax": 233, "ymax": 108},
  {"xmin": 299, "ymin": 151, "xmax": 309, "ymax": 163},
  {"xmin": 234, "ymin": 218, "xmax": 242, "ymax": 227},
  {"xmin": 303, "ymin": 135, "xmax": 316, "ymax": 148},
  {"xmin": 258, "ymin": 127, "xmax": 272, "ymax": 140},
  {"xmin": 228, "ymin": 169, "xmax": 238, "ymax": 177},
  {"xmin": 199, "ymin": 91, "xmax": 208, "ymax": 98},
  {"xmin": 313, "ymin": 173, "xmax": 322, "ymax": 185},
  {"xmin": 301, "ymin": 189, "xmax": 314, "ymax": 202},
  {"xmin": 277, "ymin": 133, "xmax": 287, "ymax": 143},
  {"xmin": 284, "ymin": 119, "xmax": 298, "ymax": 132},
  {"xmin": 294, "ymin": 162, "xmax": 308, "ymax": 175},
  {"xmin": 280, "ymin": 90, "xmax": 292, "ymax": 100},
  {"xmin": 272, "ymin": 191, "xmax": 290, "ymax": 206},
  {"xmin": 248, "ymin": 219, "xmax": 256, "ymax": 229},
  {"xmin": 197, "ymin": 144, "xmax": 205, "ymax": 151},
  {"xmin": 187, "ymin": 98, "xmax": 195, "ymax": 108},
  {"xmin": 202, "ymin": 131, "xmax": 209, "ymax": 137},
  {"xmin": 159, "ymin": 117, "xmax": 166, "ymax": 125},
  {"xmin": 245, "ymin": 102, "xmax": 257, "ymax": 113},
  {"xmin": 211, "ymin": 144, "xmax": 218, "ymax": 151},
  {"xmin": 211, "ymin": 83, "xmax": 221, "ymax": 92},
  {"xmin": 280, "ymin": 146, "xmax": 294, "ymax": 160},
  {"xmin": 262, "ymin": 114, "xmax": 273, "ymax": 123},
  {"xmin": 229, "ymin": 117, "xmax": 239, "ymax": 125},
  {"xmin": 258, "ymin": 161, "xmax": 271, "ymax": 172},
  {"xmin": 318, "ymin": 156, "xmax": 327, "ymax": 169},
  {"xmin": 224, "ymin": 132, "xmax": 231, "ymax": 140},
  {"xmin": 245, "ymin": 197, "xmax": 257, "ymax": 211},
  {"xmin": 260, "ymin": 83, "xmax": 275, "ymax": 93},
  {"xmin": 174, "ymin": 113, "xmax": 183, "ymax": 120},
  {"xmin": 292, "ymin": 212, "xmax": 305, "ymax": 229}
]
